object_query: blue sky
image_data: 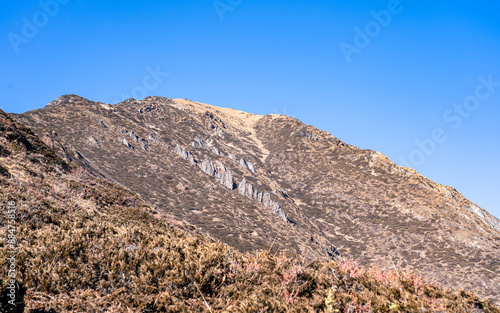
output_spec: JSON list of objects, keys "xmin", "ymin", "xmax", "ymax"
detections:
[{"xmin": 1, "ymin": 0, "xmax": 499, "ymax": 218}]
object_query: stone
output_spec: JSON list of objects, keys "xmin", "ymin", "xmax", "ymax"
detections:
[
  {"xmin": 174, "ymin": 144, "xmax": 197, "ymax": 164},
  {"xmin": 210, "ymin": 146, "xmax": 221, "ymax": 155},
  {"xmin": 141, "ymin": 139, "xmax": 148, "ymax": 151},
  {"xmin": 245, "ymin": 182, "xmax": 255, "ymax": 198},
  {"xmin": 240, "ymin": 158, "xmax": 248, "ymax": 170},
  {"xmin": 149, "ymin": 134, "xmax": 160, "ymax": 144},
  {"xmin": 228, "ymin": 153, "xmax": 237, "ymax": 161},
  {"xmin": 247, "ymin": 162, "xmax": 256, "ymax": 173},
  {"xmin": 191, "ymin": 136, "xmax": 207, "ymax": 149},
  {"xmin": 88, "ymin": 136, "xmax": 100, "ymax": 148},
  {"xmin": 123, "ymin": 138, "xmax": 133, "ymax": 149},
  {"xmin": 220, "ymin": 169, "xmax": 235, "ymax": 189},
  {"xmin": 239, "ymin": 178, "xmax": 247, "ymax": 196},
  {"xmin": 130, "ymin": 132, "xmax": 139, "ymax": 143},
  {"xmin": 262, "ymin": 192, "xmax": 272, "ymax": 209},
  {"xmin": 200, "ymin": 158, "xmax": 216, "ymax": 176}
]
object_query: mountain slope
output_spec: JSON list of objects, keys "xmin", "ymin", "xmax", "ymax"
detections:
[{"xmin": 12, "ymin": 94, "xmax": 500, "ymax": 304}]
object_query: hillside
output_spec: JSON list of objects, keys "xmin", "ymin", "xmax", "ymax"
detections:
[
  {"xmin": 1, "ymin": 104, "xmax": 499, "ymax": 312},
  {"xmin": 10, "ymin": 94, "xmax": 500, "ymax": 306}
]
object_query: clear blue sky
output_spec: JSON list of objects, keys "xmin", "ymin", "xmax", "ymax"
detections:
[{"xmin": 2, "ymin": 0, "xmax": 499, "ymax": 218}]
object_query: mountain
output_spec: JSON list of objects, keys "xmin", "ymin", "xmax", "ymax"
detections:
[
  {"xmin": 1, "ymin": 104, "xmax": 499, "ymax": 313},
  {"xmin": 11, "ymin": 94, "xmax": 500, "ymax": 305}
]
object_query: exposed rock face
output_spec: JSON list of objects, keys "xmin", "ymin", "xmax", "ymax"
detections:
[
  {"xmin": 200, "ymin": 158, "xmax": 216, "ymax": 176},
  {"xmin": 238, "ymin": 178, "xmax": 291, "ymax": 223},
  {"xmin": 239, "ymin": 158, "xmax": 248, "ymax": 170},
  {"xmin": 247, "ymin": 161, "xmax": 256, "ymax": 173},
  {"xmin": 15, "ymin": 95, "xmax": 500, "ymax": 305},
  {"xmin": 191, "ymin": 136, "xmax": 207, "ymax": 149},
  {"xmin": 298, "ymin": 130, "xmax": 320, "ymax": 140},
  {"xmin": 210, "ymin": 146, "xmax": 221, "ymax": 155},
  {"xmin": 239, "ymin": 178, "xmax": 248, "ymax": 196},
  {"xmin": 122, "ymin": 138, "xmax": 133, "ymax": 149},
  {"xmin": 88, "ymin": 136, "xmax": 100, "ymax": 148},
  {"xmin": 174, "ymin": 144, "xmax": 197, "ymax": 165},
  {"xmin": 149, "ymin": 134, "xmax": 160, "ymax": 144},
  {"xmin": 215, "ymin": 161, "xmax": 235, "ymax": 190}
]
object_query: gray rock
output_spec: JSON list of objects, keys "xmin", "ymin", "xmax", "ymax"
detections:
[
  {"xmin": 174, "ymin": 144, "xmax": 197, "ymax": 164},
  {"xmin": 141, "ymin": 139, "xmax": 149, "ymax": 151},
  {"xmin": 213, "ymin": 161, "xmax": 234, "ymax": 189},
  {"xmin": 272, "ymin": 202, "xmax": 281, "ymax": 213},
  {"xmin": 200, "ymin": 158, "xmax": 216, "ymax": 176},
  {"xmin": 239, "ymin": 178, "xmax": 247, "ymax": 196},
  {"xmin": 191, "ymin": 136, "xmax": 207, "ymax": 149},
  {"xmin": 148, "ymin": 134, "xmax": 160, "ymax": 144},
  {"xmin": 88, "ymin": 136, "xmax": 100, "ymax": 148},
  {"xmin": 129, "ymin": 132, "xmax": 139, "ymax": 143},
  {"xmin": 245, "ymin": 182, "xmax": 255, "ymax": 198},
  {"xmin": 240, "ymin": 158, "xmax": 248, "ymax": 170},
  {"xmin": 210, "ymin": 146, "xmax": 221, "ymax": 155},
  {"xmin": 247, "ymin": 162, "xmax": 256, "ymax": 173},
  {"xmin": 256, "ymin": 192, "xmax": 263, "ymax": 204},
  {"xmin": 262, "ymin": 192, "xmax": 272, "ymax": 209},
  {"xmin": 123, "ymin": 138, "xmax": 134, "ymax": 149},
  {"xmin": 228, "ymin": 153, "xmax": 237, "ymax": 161},
  {"xmin": 220, "ymin": 169, "xmax": 235, "ymax": 189}
]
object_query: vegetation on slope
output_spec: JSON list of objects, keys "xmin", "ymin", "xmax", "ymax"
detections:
[{"xmin": 0, "ymin": 109, "xmax": 499, "ymax": 312}]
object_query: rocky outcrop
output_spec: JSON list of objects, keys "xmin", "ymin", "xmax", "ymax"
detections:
[
  {"xmin": 122, "ymin": 138, "xmax": 133, "ymax": 149},
  {"xmin": 190, "ymin": 136, "xmax": 223, "ymax": 156},
  {"xmin": 228, "ymin": 153, "xmax": 237, "ymax": 161},
  {"xmin": 210, "ymin": 146, "xmax": 222, "ymax": 156},
  {"xmin": 130, "ymin": 131, "xmax": 139, "ymax": 143},
  {"xmin": 174, "ymin": 145, "xmax": 197, "ymax": 165},
  {"xmin": 240, "ymin": 158, "xmax": 248, "ymax": 170},
  {"xmin": 190, "ymin": 136, "xmax": 207, "ymax": 149},
  {"xmin": 88, "ymin": 136, "xmax": 100, "ymax": 148},
  {"xmin": 215, "ymin": 161, "xmax": 235, "ymax": 190},
  {"xmin": 239, "ymin": 179, "xmax": 255, "ymax": 198},
  {"xmin": 148, "ymin": 134, "xmax": 160, "ymax": 144},
  {"xmin": 247, "ymin": 161, "xmax": 256, "ymax": 173},
  {"xmin": 200, "ymin": 158, "xmax": 216, "ymax": 176},
  {"xmin": 239, "ymin": 158, "xmax": 256, "ymax": 173},
  {"xmin": 238, "ymin": 179, "xmax": 292, "ymax": 224},
  {"xmin": 298, "ymin": 130, "xmax": 320, "ymax": 141},
  {"xmin": 140, "ymin": 139, "xmax": 149, "ymax": 151}
]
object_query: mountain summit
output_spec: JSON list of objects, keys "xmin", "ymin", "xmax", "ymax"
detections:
[{"xmin": 12, "ymin": 95, "xmax": 500, "ymax": 304}]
